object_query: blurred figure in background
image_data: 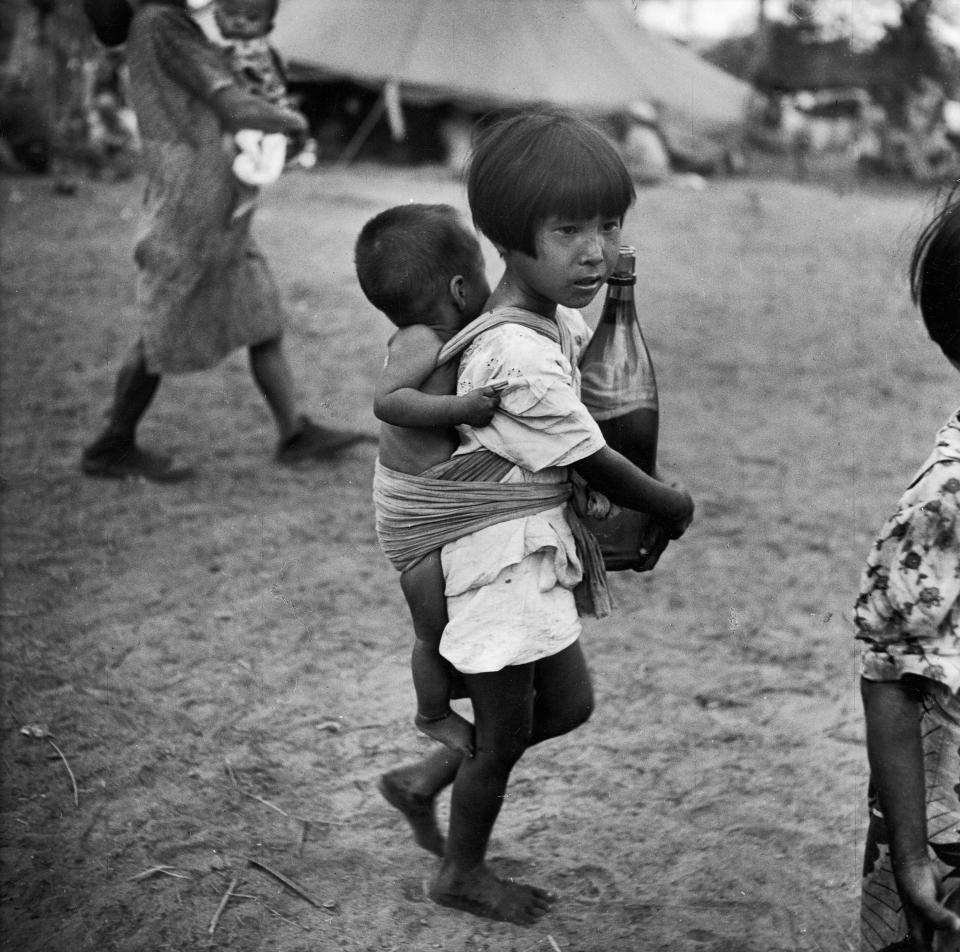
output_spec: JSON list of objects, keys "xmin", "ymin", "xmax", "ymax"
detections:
[{"xmin": 80, "ymin": 0, "xmax": 367, "ymax": 482}]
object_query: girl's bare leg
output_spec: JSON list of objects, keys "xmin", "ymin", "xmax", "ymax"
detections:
[
  {"xmin": 429, "ymin": 641, "xmax": 592, "ymax": 924},
  {"xmin": 529, "ymin": 639, "xmax": 594, "ymax": 745},
  {"xmin": 381, "ymin": 639, "xmax": 593, "ymax": 899},
  {"xmin": 428, "ymin": 662, "xmax": 551, "ymax": 924}
]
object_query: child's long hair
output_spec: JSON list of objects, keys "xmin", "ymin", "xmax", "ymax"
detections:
[
  {"xmin": 467, "ymin": 110, "xmax": 635, "ymax": 257},
  {"xmin": 910, "ymin": 186, "xmax": 960, "ymax": 361},
  {"xmin": 355, "ymin": 204, "xmax": 484, "ymax": 328}
]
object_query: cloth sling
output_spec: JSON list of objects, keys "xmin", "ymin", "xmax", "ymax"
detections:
[
  {"xmin": 375, "ymin": 306, "xmax": 611, "ymax": 617},
  {"xmin": 373, "ymin": 453, "xmax": 570, "ymax": 571},
  {"xmin": 437, "ymin": 306, "xmax": 574, "ymax": 367}
]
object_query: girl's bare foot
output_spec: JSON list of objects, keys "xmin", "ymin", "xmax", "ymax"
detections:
[
  {"xmin": 414, "ymin": 710, "xmax": 475, "ymax": 757},
  {"xmin": 377, "ymin": 768, "xmax": 446, "ymax": 857},
  {"xmin": 429, "ymin": 864, "xmax": 555, "ymax": 925}
]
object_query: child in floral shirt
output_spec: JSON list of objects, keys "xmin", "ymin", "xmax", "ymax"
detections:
[{"xmin": 857, "ymin": 188, "xmax": 960, "ymax": 952}]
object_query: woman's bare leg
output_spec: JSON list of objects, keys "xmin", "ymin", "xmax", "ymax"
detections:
[
  {"xmin": 251, "ymin": 336, "xmax": 372, "ymax": 461},
  {"xmin": 82, "ymin": 340, "xmax": 192, "ymax": 481},
  {"xmin": 248, "ymin": 336, "xmax": 300, "ymax": 439}
]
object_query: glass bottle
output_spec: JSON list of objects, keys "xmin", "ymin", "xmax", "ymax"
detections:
[{"xmin": 579, "ymin": 245, "xmax": 660, "ymax": 571}]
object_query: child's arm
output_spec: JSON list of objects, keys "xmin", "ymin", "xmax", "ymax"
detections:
[
  {"xmin": 375, "ymin": 326, "xmax": 501, "ymax": 429},
  {"xmin": 572, "ymin": 445, "xmax": 693, "ymax": 538},
  {"xmin": 861, "ymin": 677, "xmax": 960, "ymax": 948},
  {"xmin": 211, "ymin": 86, "xmax": 306, "ymax": 134}
]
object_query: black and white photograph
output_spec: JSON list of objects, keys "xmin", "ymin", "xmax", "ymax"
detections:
[{"xmin": 2, "ymin": 1, "xmax": 960, "ymax": 949}]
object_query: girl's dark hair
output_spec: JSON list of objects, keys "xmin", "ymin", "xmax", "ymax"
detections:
[
  {"xmin": 217, "ymin": 0, "xmax": 280, "ymax": 23},
  {"xmin": 467, "ymin": 110, "xmax": 635, "ymax": 257},
  {"xmin": 910, "ymin": 186, "xmax": 960, "ymax": 361},
  {"xmin": 354, "ymin": 204, "xmax": 483, "ymax": 328}
]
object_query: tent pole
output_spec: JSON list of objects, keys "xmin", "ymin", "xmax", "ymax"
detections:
[{"xmin": 337, "ymin": 91, "xmax": 388, "ymax": 167}]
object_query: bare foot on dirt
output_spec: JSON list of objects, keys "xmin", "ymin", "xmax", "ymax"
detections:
[
  {"xmin": 378, "ymin": 769, "xmax": 446, "ymax": 857},
  {"xmin": 429, "ymin": 864, "xmax": 555, "ymax": 925},
  {"xmin": 414, "ymin": 710, "xmax": 475, "ymax": 757}
]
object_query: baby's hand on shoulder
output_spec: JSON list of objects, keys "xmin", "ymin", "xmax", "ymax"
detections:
[{"xmin": 457, "ymin": 380, "xmax": 506, "ymax": 427}]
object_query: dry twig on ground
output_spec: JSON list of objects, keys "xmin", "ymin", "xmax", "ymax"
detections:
[
  {"xmin": 208, "ymin": 876, "xmax": 239, "ymax": 935},
  {"xmin": 246, "ymin": 857, "xmax": 324, "ymax": 909},
  {"xmin": 19, "ymin": 724, "xmax": 78, "ymax": 807}
]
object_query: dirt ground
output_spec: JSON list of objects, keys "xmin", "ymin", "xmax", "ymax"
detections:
[{"xmin": 1, "ymin": 161, "xmax": 955, "ymax": 952}]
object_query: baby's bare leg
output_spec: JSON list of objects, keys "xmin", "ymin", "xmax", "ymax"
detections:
[
  {"xmin": 402, "ymin": 554, "xmax": 475, "ymax": 756},
  {"xmin": 412, "ymin": 641, "xmax": 475, "ymax": 756},
  {"xmin": 378, "ymin": 747, "xmax": 461, "ymax": 856}
]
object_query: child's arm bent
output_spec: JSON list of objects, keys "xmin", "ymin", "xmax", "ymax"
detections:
[
  {"xmin": 861, "ymin": 677, "xmax": 960, "ymax": 948},
  {"xmin": 141, "ymin": 7, "xmax": 306, "ymax": 135},
  {"xmin": 375, "ymin": 326, "xmax": 501, "ymax": 429},
  {"xmin": 572, "ymin": 445, "xmax": 693, "ymax": 537}
]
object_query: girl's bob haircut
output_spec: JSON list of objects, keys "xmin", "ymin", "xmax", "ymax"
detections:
[
  {"xmin": 910, "ymin": 185, "xmax": 960, "ymax": 362},
  {"xmin": 467, "ymin": 109, "xmax": 635, "ymax": 258}
]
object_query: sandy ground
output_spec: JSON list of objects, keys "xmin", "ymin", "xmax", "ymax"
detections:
[{"xmin": 1, "ymin": 161, "xmax": 956, "ymax": 952}]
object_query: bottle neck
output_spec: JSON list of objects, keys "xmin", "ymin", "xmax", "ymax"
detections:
[{"xmin": 599, "ymin": 279, "xmax": 636, "ymax": 319}]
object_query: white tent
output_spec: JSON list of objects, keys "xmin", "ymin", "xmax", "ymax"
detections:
[{"xmin": 273, "ymin": 0, "xmax": 752, "ymax": 140}]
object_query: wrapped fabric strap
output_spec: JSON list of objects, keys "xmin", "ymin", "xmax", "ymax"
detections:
[
  {"xmin": 437, "ymin": 307, "xmax": 574, "ymax": 366},
  {"xmin": 374, "ymin": 459, "xmax": 570, "ymax": 572},
  {"xmin": 374, "ymin": 450, "xmax": 612, "ymax": 618}
]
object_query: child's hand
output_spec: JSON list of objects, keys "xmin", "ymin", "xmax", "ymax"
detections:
[
  {"xmin": 457, "ymin": 381, "xmax": 506, "ymax": 427},
  {"xmin": 895, "ymin": 859, "xmax": 960, "ymax": 951},
  {"xmin": 633, "ymin": 521, "xmax": 670, "ymax": 572},
  {"xmin": 663, "ymin": 488, "xmax": 694, "ymax": 540}
]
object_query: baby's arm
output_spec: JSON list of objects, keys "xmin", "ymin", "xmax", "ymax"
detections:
[
  {"xmin": 211, "ymin": 86, "xmax": 306, "ymax": 134},
  {"xmin": 375, "ymin": 326, "xmax": 501, "ymax": 429},
  {"xmin": 144, "ymin": 7, "xmax": 306, "ymax": 135},
  {"xmin": 572, "ymin": 445, "xmax": 694, "ymax": 539},
  {"xmin": 861, "ymin": 677, "xmax": 960, "ymax": 949}
]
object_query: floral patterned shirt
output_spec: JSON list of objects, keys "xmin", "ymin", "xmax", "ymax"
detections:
[{"xmin": 855, "ymin": 411, "xmax": 960, "ymax": 691}]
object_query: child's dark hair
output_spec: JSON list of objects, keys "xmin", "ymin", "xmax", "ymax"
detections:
[
  {"xmin": 910, "ymin": 187, "xmax": 960, "ymax": 361},
  {"xmin": 217, "ymin": 0, "xmax": 279, "ymax": 25},
  {"xmin": 355, "ymin": 204, "xmax": 483, "ymax": 328},
  {"xmin": 467, "ymin": 110, "xmax": 635, "ymax": 257}
]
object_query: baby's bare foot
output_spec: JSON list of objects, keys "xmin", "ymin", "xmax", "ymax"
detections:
[
  {"xmin": 415, "ymin": 710, "xmax": 475, "ymax": 757},
  {"xmin": 378, "ymin": 769, "xmax": 445, "ymax": 857},
  {"xmin": 429, "ymin": 865, "xmax": 555, "ymax": 925}
]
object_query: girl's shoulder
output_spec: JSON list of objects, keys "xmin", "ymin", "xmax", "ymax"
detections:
[{"xmin": 555, "ymin": 305, "xmax": 590, "ymax": 353}]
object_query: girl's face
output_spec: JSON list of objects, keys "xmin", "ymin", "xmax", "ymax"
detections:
[{"xmin": 500, "ymin": 214, "xmax": 621, "ymax": 316}]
